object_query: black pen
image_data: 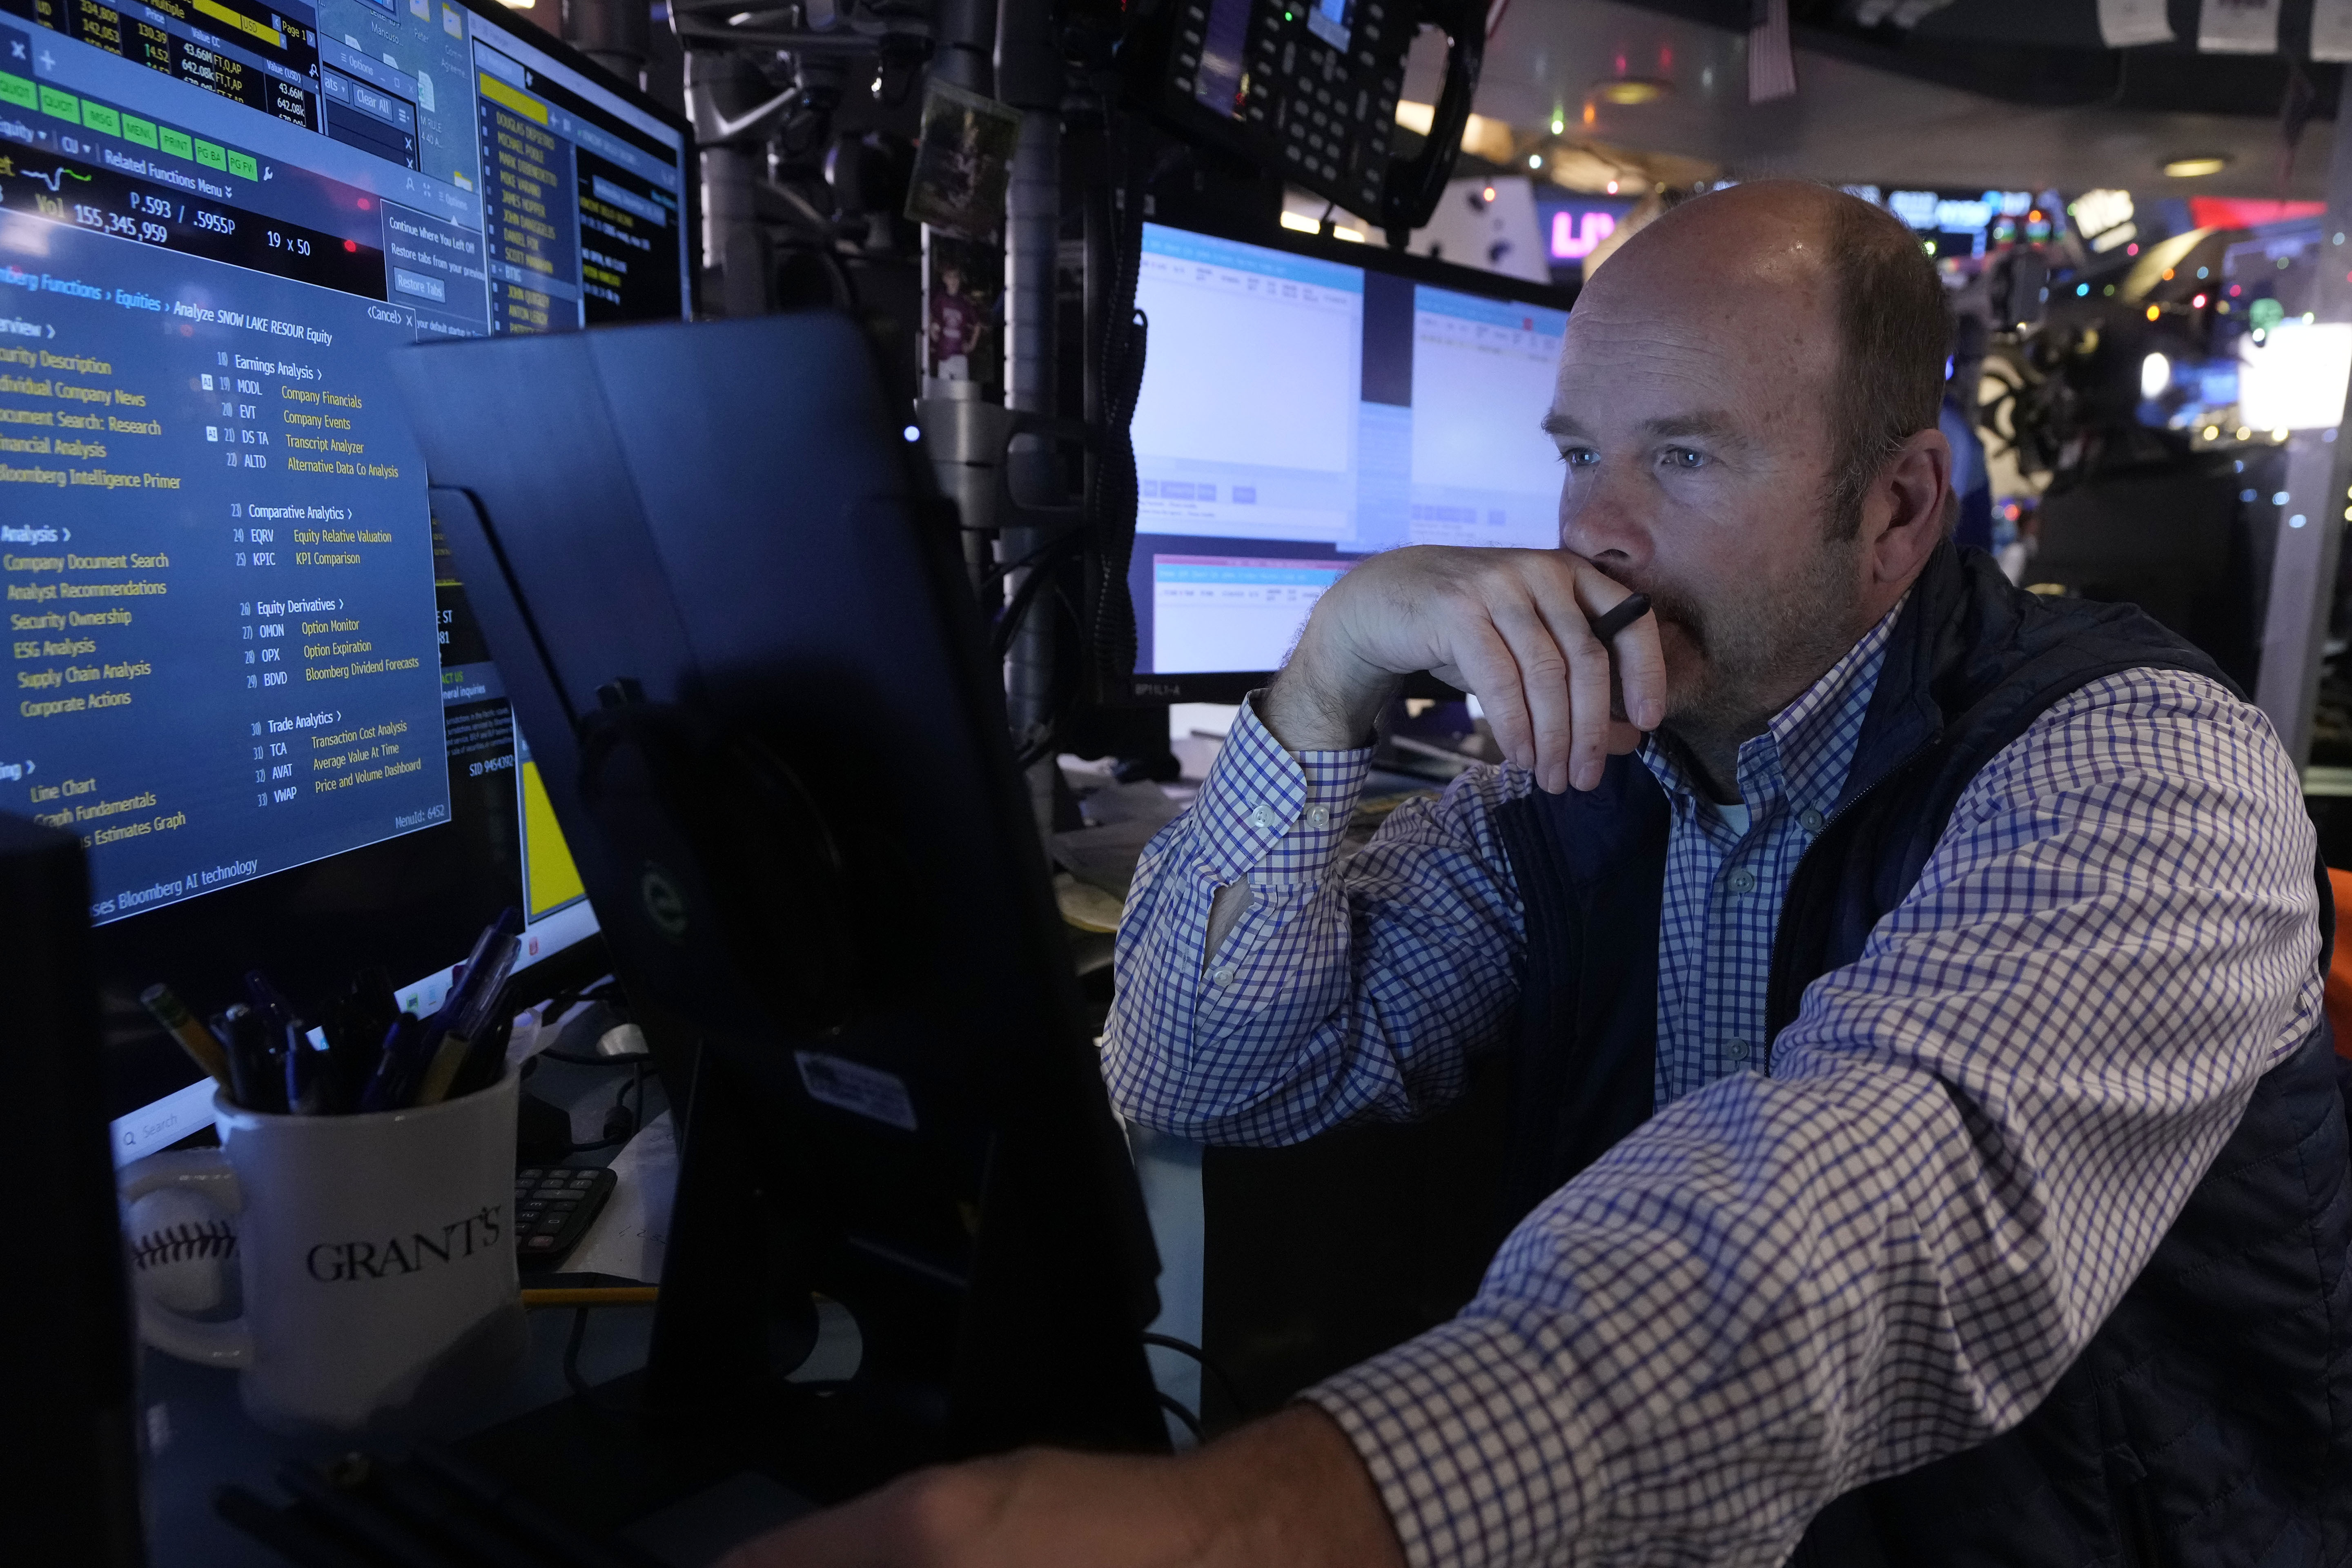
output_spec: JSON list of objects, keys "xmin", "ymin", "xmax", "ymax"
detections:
[
  {"xmin": 419, "ymin": 910, "xmax": 523, "ymax": 1105},
  {"xmin": 241, "ymin": 970, "xmax": 324, "ymax": 1115},
  {"xmin": 1592, "ymin": 593, "xmax": 1653, "ymax": 727},
  {"xmin": 320, "ymin": 969, "xmax": 399, "ymax": 1115},
  {"xmin": 359, "ymin": 1013, "xmax": 428, "ymax": 1113},
  {"xmin": 444, "ymin": 1013, "xmax": 515, "ymax": 1102},
  {"xmin": 219, "ymin": 1005, "xmax": 287, "ymax": 1114},
  {"xmin": 283, "ymin": 1025, "xmax": 324, "ymax": 1115},
  {"xmin": 1589, "ymin": 592, "xmax": 1651, "ymax": 644}
]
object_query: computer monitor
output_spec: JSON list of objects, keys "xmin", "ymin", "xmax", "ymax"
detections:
[
  {"xmin": 1119, "ymin": 220, "xmax": 1574, "ymax": 701},
  {"xmin": 398, "ymin": 313, "xmax": 1167, "ymax": 1490},
  {"xmin": 0, "ymin": 0, "xmax": 695, "ymax": 1159}
]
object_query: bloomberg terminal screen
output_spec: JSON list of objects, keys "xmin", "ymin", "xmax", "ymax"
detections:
[{"xmin": 0, "ymin": 0, "xmax": 688, "ymax": 924}]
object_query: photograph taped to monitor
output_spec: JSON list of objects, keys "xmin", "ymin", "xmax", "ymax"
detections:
[{"xmin": 904, "ymin": 78, "xmax": 1022, "ymax": 240}]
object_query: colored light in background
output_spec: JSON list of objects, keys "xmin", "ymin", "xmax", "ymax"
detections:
[
  {"xmin": 1595, "ymin": 78, "xmax": 1669, "ymax": 105},
  {"xmin": 2190, "ymin": 196, "xmax": 2322, "ymax": 228},
  {"xmin": 1551, "ymin": 209, "xmax": 1620, "ymax": 261}
]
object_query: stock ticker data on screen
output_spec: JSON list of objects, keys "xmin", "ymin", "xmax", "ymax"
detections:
[{"xmin": 0, "ymin": 0, "xmax": 688, "ymax": 922}]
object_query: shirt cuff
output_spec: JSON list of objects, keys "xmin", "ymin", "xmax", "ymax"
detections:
[
  {"xmin": 1190, "ymin": 691, "xmax": 1374, "ymax": 882},
  {"xmin": 1302, "ymin": 1314, "xmax": 1589, "ymax": 1568}
]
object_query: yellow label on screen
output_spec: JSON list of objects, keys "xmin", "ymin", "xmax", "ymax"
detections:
[{"xmin": 520, "ymin": 758, "xmax": 586, "ymax": 918}]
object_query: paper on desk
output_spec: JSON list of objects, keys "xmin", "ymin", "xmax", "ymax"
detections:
[
  {"xmin": 1051, "ymin": 779, "xmax": 1186, "ymax": 903},
  {"xmin": 559, "ymin": 1110, "xmax": 678, "ymax": 1283}
]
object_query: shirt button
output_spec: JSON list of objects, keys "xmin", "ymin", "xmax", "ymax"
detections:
[
  {"xmin": 1304, "ymin": 804, "xmax": 1331, "ymax": 829},
  {"xmin": 1728, "ymin": 867, "xmax": 1757, "ymax": 893},
  {"xmin": 1211, "ymin": 965, "xmax": 1238, "ymax": 988},
  {"xmin": 1728, "ymin": 1038, "xmax": 1750, "ymax": 1061},
  {"xmin": 1246, "ymin": 803, "xmax": 1281, "ymax": 829},
  {"xmin": 1799, "ymin": 808, "xmax": 1825, "ymax": 834}
]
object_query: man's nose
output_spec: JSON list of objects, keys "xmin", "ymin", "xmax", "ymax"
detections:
[{"xmin": 1559, "ymin": 466, "xmax": 1654, "ymax": 568}]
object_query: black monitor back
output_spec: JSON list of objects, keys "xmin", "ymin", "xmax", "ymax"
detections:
[
  {"xmin": 2032, "ymin": 450, "xmax": 2280, "ymax": 693},
  {"xmin": 392, "ymin": 316, "xmax": 1165, "ymax": 1491},
  {"xmin": 1, "ymin": 815, "xmax": 143, "ymax": 1565}
]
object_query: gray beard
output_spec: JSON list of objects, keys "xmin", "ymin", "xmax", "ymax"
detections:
[{"xmin": 1654, "ymin": 528, "xmax": 1874, "ymax": 771}]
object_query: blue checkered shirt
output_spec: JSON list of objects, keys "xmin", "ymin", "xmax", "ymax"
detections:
[{"xmin": 1103, "ymin": 620, "xmax": 2323, "ymax": 1567}]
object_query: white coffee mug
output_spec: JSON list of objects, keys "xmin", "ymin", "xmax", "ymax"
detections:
[{"xmin": 119, "ymin": 1069, "xmax": 528, "ymax": 1435}]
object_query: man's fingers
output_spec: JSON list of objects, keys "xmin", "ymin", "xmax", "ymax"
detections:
[
  {"xmin": 1442, "ymin": 617, "xmax": 1538, "ymax": 775},
  {"xmin": 1576, "ymin": 570, "xmax": 1667, "ymax": 733},
  {"xmin": 1517, "ymin": 588, "xmax": 1615, "ymax": 792},
  {"xmin": 1485, "ymin": 596, "xmax": 1581, "ymax": 792}
]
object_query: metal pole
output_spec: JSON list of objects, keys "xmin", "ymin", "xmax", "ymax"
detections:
[
  {"xmin": 686, "ymin": 51, "xmax": 772, "ymax": 318},
  {"xmin": 2254, "ymin": 85, "xmax": 2352, "ymax": 766},
  {"xmin": 917, "ymin": 0, "xmax": 1005, "ymax": 603},
  {"xmin": 559, "ymin": 0, "xmax": 651, "ymax": 87},
  {"xmin": 997, "ymin": 0, "xmax": 1062, "ymax": 830},
  {"xmin": 933, "ymin": 0, "xmax": 998, "ymax": 94}
]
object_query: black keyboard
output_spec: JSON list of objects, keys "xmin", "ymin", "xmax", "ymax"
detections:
[{"xmin": 514, "ymin": 1165, "xmax": 617, "ymax": 1270}]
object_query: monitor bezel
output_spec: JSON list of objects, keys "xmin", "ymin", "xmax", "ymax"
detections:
[{"xmin": 1108, "ymin": 212, "xmax": 1578, "ymax": 704}]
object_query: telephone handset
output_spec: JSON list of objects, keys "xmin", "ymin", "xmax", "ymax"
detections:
[{"xmin": 1122, "ymin": 0, "xmax": 1485, "ymax": 239}]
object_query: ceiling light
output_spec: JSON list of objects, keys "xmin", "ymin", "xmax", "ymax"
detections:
[
  {"xmin": 2163, "ymin": 155, "xmax": 2230, "ymax": 178},
  {"xmin": 1595, "ymin": 78, "xmax": 1670, "ymax": 106},
  {"xmin": 2140, "ymin": 352, "xmax": 2169, "ymax": 399},
  {"xmin": 1550, "ymin": 114, "xmax": 1566, "ymax": 134}
]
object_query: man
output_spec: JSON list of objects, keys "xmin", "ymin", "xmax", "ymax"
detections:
[{"xmin": 730, "ymin": 182, "xmax": 2350, "ymax": 1566}]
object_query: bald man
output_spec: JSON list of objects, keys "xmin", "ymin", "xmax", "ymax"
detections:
[{"xmin": 730, "ymin": 184, "xmax": 2350, "ymax": 1565}]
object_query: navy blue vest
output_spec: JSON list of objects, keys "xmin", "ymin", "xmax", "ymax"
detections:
[{"xmin": 1493, "ymin": 542, "xmax": 2352, "ymax": 1566}]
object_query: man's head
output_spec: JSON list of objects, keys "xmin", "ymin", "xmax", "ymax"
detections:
[{"xmin": 1545, "ymin": 180, "xmax": 1952, "ymax": 752}]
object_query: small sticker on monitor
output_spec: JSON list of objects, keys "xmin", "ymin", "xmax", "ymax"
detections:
[{"xmin": 795, "ymin": 1051, "xmax": 918, "ymax": 1132}]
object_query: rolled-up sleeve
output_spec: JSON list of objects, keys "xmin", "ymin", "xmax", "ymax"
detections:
[{"xmin": 1102, "ymin": 696, "xmax": 1533, "ymax": 1145}]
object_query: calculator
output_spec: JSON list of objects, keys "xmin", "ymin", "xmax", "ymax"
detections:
[{"xmin": 513, "ymin": 1166, "xmax": 618, "ymax": 1270}]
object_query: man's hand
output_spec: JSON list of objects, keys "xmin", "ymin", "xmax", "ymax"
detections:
[
  {"xmin": 1263, "ymin": 546, "xmax": 1664, "ymax": 793},
  {"xmin": 717, "ymin": 1405, "xmax": 1405, "ymax": 1568}
]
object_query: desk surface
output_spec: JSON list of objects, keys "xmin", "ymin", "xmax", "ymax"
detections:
[
  {"xmin": 136, "ymin": 986, "xmax": 1210, "ymax": 1564},
  {"xmin": 142, "ymin": 1296, "xmax": 667, "ymax": 1568}
]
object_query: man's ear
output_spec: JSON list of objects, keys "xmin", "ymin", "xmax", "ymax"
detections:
[{"xmin": 1868, "ymin": 427, "xmax": 1952, "ymax": 588}]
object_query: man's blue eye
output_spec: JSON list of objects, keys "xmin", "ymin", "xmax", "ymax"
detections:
[
  {"xmin": 1560, "ymin": 448, "xmax": 1598, "ymax": 467},
  {"xmin": 1664, "ymin": 448, "xmax": 1706, "ymax": 470}
]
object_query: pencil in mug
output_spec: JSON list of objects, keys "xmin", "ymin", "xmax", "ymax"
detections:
[{"xmin": 138, "ymin": 983, "xmax": 231, "ymax": 1090}]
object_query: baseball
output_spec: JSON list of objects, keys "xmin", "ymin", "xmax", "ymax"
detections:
[{"xmin": 125, "ymin": 1187, "xmax": 238, "ymax": 1316}]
